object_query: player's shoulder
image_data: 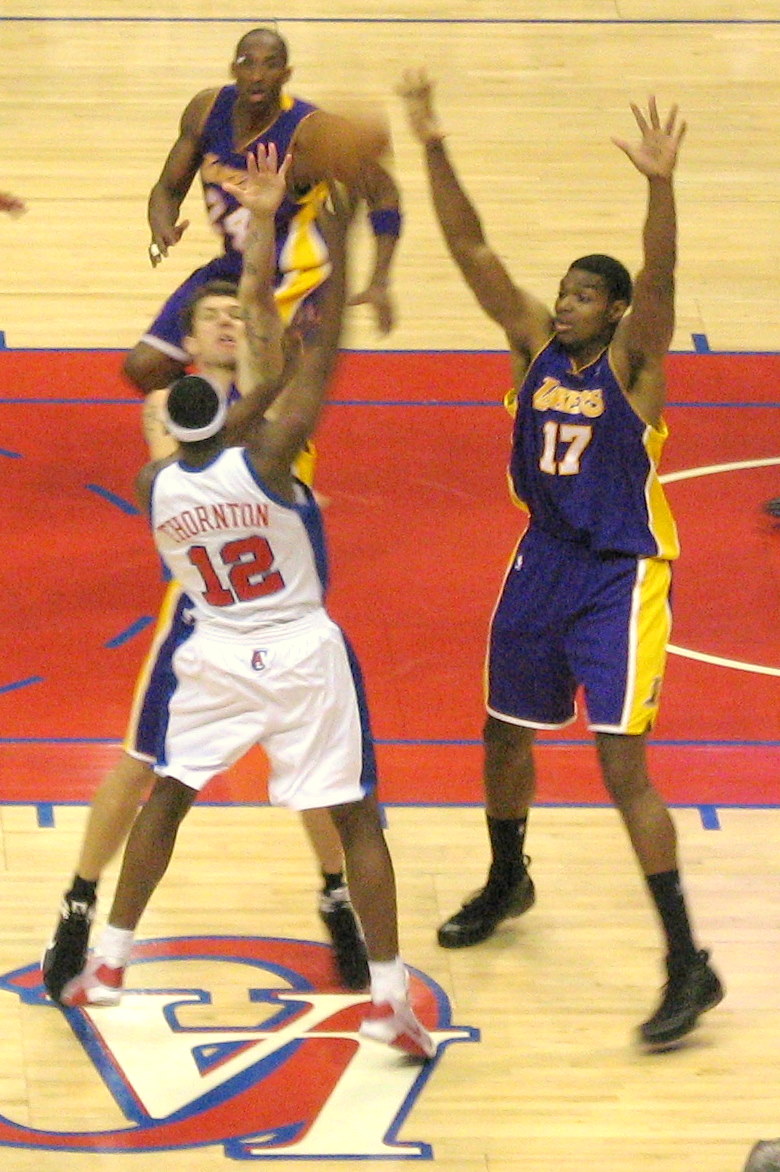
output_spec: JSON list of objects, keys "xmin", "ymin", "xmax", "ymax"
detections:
[{"xmin": 182, "ymin": 86, "xmax": 225, "ymax": 126}]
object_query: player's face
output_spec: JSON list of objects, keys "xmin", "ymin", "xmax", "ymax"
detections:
[
  {"xmin": 553, "ymin": 268, "xmax": 626, "ymax": 352},
  {"xmin": 185, "ymin": 296, "xmax": 243, "ymax": 370},
  {"xmin": 231, "ymin": 37, "xmax": 291, "ymax": 109}
]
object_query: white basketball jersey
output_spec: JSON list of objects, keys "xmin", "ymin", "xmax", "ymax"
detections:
[{"xmin": 150, "ymin": 446, "xmax": 327, "ymax": 633}]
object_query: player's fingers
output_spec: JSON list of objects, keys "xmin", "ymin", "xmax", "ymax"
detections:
[
  {"xmin": 648, "ymin": 95, "xmax": 661, "ymax": 129},
  {"xmin": 630, "ymin": 102, "xmax": 648, "ymax": 135}
]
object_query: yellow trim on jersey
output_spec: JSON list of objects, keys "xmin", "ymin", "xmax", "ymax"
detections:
[
  {"xmin": 591, "ymin": 556, "xmax": 672, "ymax": 735},
  {"xmin": 274, "ymin": 183, "xmax": 331, "ymax": 326},
  {"xmin": 292, "ymin": 440, "xmax": 317, "ymax": 487},
  {"xmin": 122, "ymin": 581, "xmax": 183, "ymax": 757},
  {"xmin": 643, "ymin": 421, "xmax": 680, "ymax": 560}
]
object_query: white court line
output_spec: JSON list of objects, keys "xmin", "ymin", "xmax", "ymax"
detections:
[{"xmin": 660, "ymin": 456, "xmax": 780, "ymax": 677}]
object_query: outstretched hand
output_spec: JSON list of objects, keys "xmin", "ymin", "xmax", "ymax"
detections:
[
  {"xmin": 396, "ymin": 68, "xmax": 446, "ymax": 145},
  {"xmin": 223, "ymin": 143, "xmax": 292, "ymax": 217},
  {"xmin": 612, "ymin": 96, "xmax": 686, "ymax": 179}
]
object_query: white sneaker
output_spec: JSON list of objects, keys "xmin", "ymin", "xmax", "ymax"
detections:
[
  {"xmin": 59, "ymin": 955, "xmax": 125, "ymax": 1007},
  {"xmin": 359, "ymin": 998, "xmax": 436, "ymax": 1059}
]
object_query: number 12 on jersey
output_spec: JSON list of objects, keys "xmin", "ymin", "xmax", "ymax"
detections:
[{"xmin": 188, "ymin": 536, "xmax": 285, "ymax": 607}]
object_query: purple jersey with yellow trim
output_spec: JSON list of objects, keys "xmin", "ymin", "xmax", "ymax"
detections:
[
  {"xmin": 509, "ymin": 338, "xmax": 679, "ymax": 559},
  {"xmin": 199, "ymin": 88, "xmax": 323, "ymax": 262}
]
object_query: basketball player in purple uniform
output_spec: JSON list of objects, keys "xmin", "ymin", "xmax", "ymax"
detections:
[
  {"xmin": 59, "ymin": 145, "xmax": 435, "ymax": 1060},
  {"xmin": 125, "ymin": 26, "xmax": 401, "ymax": 395},
  {"xmin": 399, "ymin": 70, "xmax": 723, "ymax": 1048}
]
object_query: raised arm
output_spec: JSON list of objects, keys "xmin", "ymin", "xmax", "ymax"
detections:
[
  {"xmin": 397, "ymin": 68, "xmax": 551, "ymax": 365},
  {"xmin": 147, "ymin": 89, "xmax": 217, "ymax": 265},
  {"xmin": 248, "ymin": 191, "xmax": 349, "ymax": 490},
  {"xmin": 346, "ymin": 158, "xmax": 401, "ymax": 334},
  {"xmin": 611, "ymin": 97, "xmax": 686, "ymax": 423},
  {"xmin": 221, "ymin": 144, "xmax": 291, "ymax": 436}
]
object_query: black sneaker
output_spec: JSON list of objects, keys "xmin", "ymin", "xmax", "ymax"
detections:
[
  {"xmin": 437, "ymin": 865, "xmax": 535, "ymax": 949},
  {"xmin": 319, "ymin": 886, "xmax": 369, "ymax": 990},
  {"xmin": 639, "ymin": 949, "xmax": 724, "ymax": 1048},
  {"xmin": 42, "ymin": 895, "xmax": 95, "ymax": 1004},
  {"xmin": 764, "ymin": 497, "xmax": 780, "ymax": 518}
]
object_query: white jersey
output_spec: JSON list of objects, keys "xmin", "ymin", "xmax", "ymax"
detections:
[{"xmin": 150, "ymin": 446, "xmax": 327, "ymax": 634}]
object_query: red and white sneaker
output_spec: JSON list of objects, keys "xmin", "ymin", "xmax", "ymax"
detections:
[
  {"xmin": 360, "ymin": 999, "xmax": 436, "ymax": 1059},
  {"xmin": 59, "ymin": 956, "xmax": 125, "ymax": 1007}
]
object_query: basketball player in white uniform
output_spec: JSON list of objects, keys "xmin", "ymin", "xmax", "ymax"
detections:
[{"xmin": 59, "ymin": 144, "xmax": 435, "ymax": 1060}]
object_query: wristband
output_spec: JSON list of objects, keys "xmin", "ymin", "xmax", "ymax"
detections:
[{"xmin": 369, "ymin": 208, "xmax": 402, "ymax": 237}]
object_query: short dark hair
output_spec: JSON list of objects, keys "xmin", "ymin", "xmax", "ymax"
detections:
[
  {"xmin": 569, "ymin": 254, "xmax": 633, "ymax": 304},
  {"xmin": 234, "ymin": 27, "xmax": 289, "ymax": 66},
  {"xmin": 179, "ymin": 280, "xmax": 239, "ymax": 338},
  {"xmin": 744, "ymin": 1140, "xmax": 780, "ymax": 1172},
  {"xmin": 166, "ymin": 374, "xmax": 221, "ymax": 432}
]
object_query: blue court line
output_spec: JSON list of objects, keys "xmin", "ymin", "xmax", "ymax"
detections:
[
  {"xmin": 18, "ymin": 800, "xmax": 775, "ymax": 834},
  {"xmin": 699, "ymin": 805, "xmax": 721, "ymax": 829},
  {"xmin": 85, "ymin": 483, "xmax": 140, "ymax": 515},
  {"xmin": 2, "ymin": 16, "xmax": 779, "ymax": 23},
  {"xmin": 35, "ymin": 803, "xmax": 54, "ymax": 828},
  {"xmin": 2, "ymin": 397, "xmax": 779, "ymax": 410},
  {"xmin": 1, "ymin": 735, "xmax": 776, "ymax": 747},
  {"xmin": 104, "ymin": 616, "xmax": 155, "ymax": 648},
  {"xmin": 0, "ymin": 677, "xmax": 44, "ymax": 696},
  {"xmin": 0, "ymin": 398, "xmax": 137, "ymax": 405},
  {"xmin": 0, "ymin": 447, "xmax": 21, "ymax": 457}
]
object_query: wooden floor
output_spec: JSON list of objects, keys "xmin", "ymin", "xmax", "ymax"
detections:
[
  {"xmin": 0, "ymin": 3, "xmax": 779, "ymax": 1170},
  {"xmin": 3, "ymin": 804, "xmax": 779, "ymax": 1170}
]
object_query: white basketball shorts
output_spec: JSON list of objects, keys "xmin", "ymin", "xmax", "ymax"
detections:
[{"xmin": 155, "ymin": 607, "xmax": 377, "ymax": 808}]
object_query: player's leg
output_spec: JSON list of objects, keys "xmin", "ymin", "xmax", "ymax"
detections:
[
  {"xmin": 596, "ymin": 731, "xmax": 723, "ymax": 1046},
  {"xmin": 267, "ymin": 617, "xmax": 433, "ymax": 1058},
  {"xmin": 42, "ymin": 753, "xmax": 154, "ymax": 1002},
  {"xmin": 329, "ymin": 794, "xmax": 435, "ymax": 1060},
  {"xmin": 582, "ymin": 555, "xmax": 723, "ymax": 1046},
  {"xmin": 437, "ymin": 531, "xmax": 575, "ymax": 948},
  {"xmin": 59, "ymin": 777, "xmax": 197, "ymax": 1008},
  {"xmin": 437, "ymin": 717, "xmax": 537, "ymax": 948},
  {"xmin": 299, "ymin": 806, "xmax": 369, "ymax": 991},
  {"xmin": 287, "ymin": 438, "xmax": 361, "ymax": 982}
]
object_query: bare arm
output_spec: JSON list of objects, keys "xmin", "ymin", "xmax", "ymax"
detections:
[
  {"xmin": 219, "ymin": 144, "xmax": 291, "ymax": 437},
  {"xmin": 611, "ymin": 97, "xmax": 686, "ymax": 425},
  {"xmin": 147, "ymin": 88, "xmax": 217, "ymax": 264},
  {"xmin": 347, "ymin": 159, "xmax": 401, "ymax": 334},
  {"xmin": 397, "ymin": 69, "xmax": 551, "ymax": 366}
]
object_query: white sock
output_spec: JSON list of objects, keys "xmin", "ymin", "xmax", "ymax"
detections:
[
  {"xmin": 368, "ymin": 955, "xmax": 408, "ymax": 1004},
  {"xmin": 96, "ymin": 924, "xmax": 135, "ymax": 968}
]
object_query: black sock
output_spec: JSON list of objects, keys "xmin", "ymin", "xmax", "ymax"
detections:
[
  {"xmin": 645, "ymin": 870, "xmax": 698, "ymax": 963},
  {"xmin": 321, "ymin": 870, "xmax": 345, "ymax": 895},
  {"xmin": 486, "ymin": 815, "xmax": 528, "ymax": 887},
  {"xmin": 67, "ymin": 875, "xmax": 97, "ymax": 905}
]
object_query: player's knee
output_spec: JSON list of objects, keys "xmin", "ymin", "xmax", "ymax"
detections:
[{"xmin": 483, "ymin": 715, "xmax": 531, "ymax": 754}]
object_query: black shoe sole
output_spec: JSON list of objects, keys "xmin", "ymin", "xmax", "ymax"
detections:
[
  {"xmin": 639, "ymin": 980, "xmax": 725, "ymax": 1048},
  {"xmin": 437, "ymin": 879, "xmax": 535, "ymax": 949}
]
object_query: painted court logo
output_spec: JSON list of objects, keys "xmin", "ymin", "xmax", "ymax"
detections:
[{"xmin": 0, "ymin": 936, "xmax": 477, "ymax": 1159}]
